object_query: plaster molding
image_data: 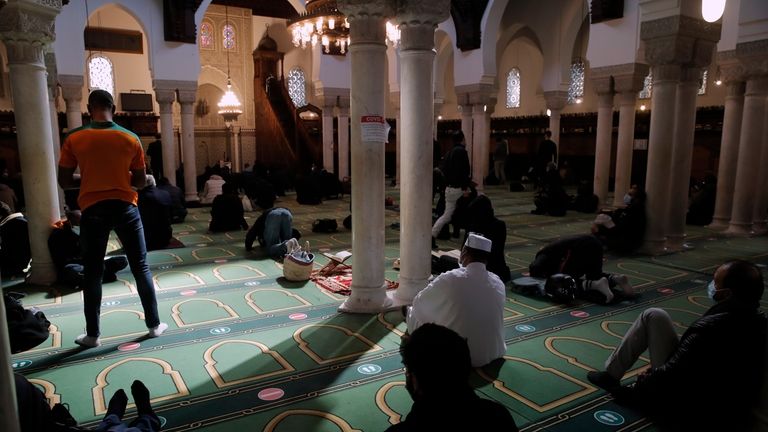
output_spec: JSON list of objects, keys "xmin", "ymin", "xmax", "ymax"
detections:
[
  {"xmin": 651, "ymin": 64, "xmax": 682, "ymax": 82},
  {"xmin": 590, "ymin": 75, "xmax": 613, "ymax": 95},
  {"xmin": 543, "ymin": 90, "xmax": 568, "ymax": 110},
  {"xmin": 736, "ymin": 40, "xmax": 768, "ymax": 79},
  {"xmin": 641, "ymin": 14, "xmax": 721, "ymax": 43},
  {"xmin": 0, "ymin": 0, "xmax": 60, "ymax": 62}
]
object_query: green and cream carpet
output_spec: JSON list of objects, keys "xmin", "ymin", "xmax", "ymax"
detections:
[{"xmin": 6, "ymin": 186, "xmax": 768, "ymax": 431}]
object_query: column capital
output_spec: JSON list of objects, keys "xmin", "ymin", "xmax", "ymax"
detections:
[
  {"xmin": 456, "ymin": 83, "xmax": 494, "ymax": 106},
  {"xmin": 154, "ymin": 88, "xmax": 175, "ymax": 105},
  {"xmin": 593, "ymin": 62, "xmax": 649, "ymax": 94},
  {"xmin": 0, "ymin": 0, "xmax": 61, "ymax": 65},
  {"xmin": 736, "ymin": 39, "xmax": 768, "ymax": 79},
  {"xmin": 59, "ymin": 74, "xmax": 83, "ymax": 101},
  {"xmin": 175, "ymin": 82, "xmax": 197, "ymax": 105},
  {"xmin": 590, "ymin": 75, "xmax": 613, "ymax": 95},
  {"xmin": 338, "ymin": 0, "xmax": 394, "ymax": 45},
  {"xmin": 543, "ymin": 90, "xmax": 568, "ymax": 110},
  {"xmin": 641, "ymin": 15, "xmax": 720, "ymax": 68},
  {"xmin": 395, "ymin": 0, "xmax": 449, "ymax": 52}
]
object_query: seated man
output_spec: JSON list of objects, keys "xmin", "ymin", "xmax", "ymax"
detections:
[
  {"xmin": 138, "ymin": 175, "xmax": 173, "ymax": 250},
  {"xmin": 587, "ymin": 260, "xmax": 766, "ymax": 431},
  {"xmin": 49, "ymin": 210, "xmax": 127, "ymax": 288},
  {"xmin": 245, "ymin": 195, "xmax": 298, "ymax": 259},
  {"xmin": 592, "ymin": 185, "xmax": 646, "ymax": 253},
  {"xmin": 528, "ymin": 234, "xmax": 633, "ymax": 304},
  {"xmin": 209, "ymin": 183, "xmax": 248, "ymax": 233},
  {"xmin": 407, "ymin": 233, "xmax": 506, "ymax": 367},
  {"xmin": 200, "ymin": 173, "xmax": 225, "ymax": 204},
  {"xmin": 157, "ymin": 177, "xmax": 187, "ymax": 223},
  {"xmin": 0, "ymin": 201, "xmax": 30, "ymax": 278},
  {"xmin": 386, "ymin": 323, "xmax": 518, "ymax": 431}
]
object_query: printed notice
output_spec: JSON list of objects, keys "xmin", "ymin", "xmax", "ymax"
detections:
[{"xmin": 361, "ymin": 115, "xmax": 387, "ymax": 142}]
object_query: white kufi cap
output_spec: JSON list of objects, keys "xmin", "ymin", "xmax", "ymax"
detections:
[{"xmin": 465, "ymin": 233, "xmax": 492, "ymax": 252}]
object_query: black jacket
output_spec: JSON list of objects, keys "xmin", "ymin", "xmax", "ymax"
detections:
[
  {"xmin": 440, "ymin": 144, "xmax": 471, "ymax": 189},
  {"xmin": 529, "ymin": 234, "xmax": 604, "ymax": 280},
  {"xmin": 138, "ymin": 186, "xmax": 173, "ymax": 250},
  {"xmin": 158, "ymin": 183, "xmax": 187, "ymax": 223},
  {"xmin": 385, "ymin": 388, "xmax": 518, "ymax": 432},
  {"xmin": 209, "ymin": 193, "xmax": 248, "ymax": 233},
  {"xmin": 626, "ymin": 300, "xmax": 767, "ymax": 430}
]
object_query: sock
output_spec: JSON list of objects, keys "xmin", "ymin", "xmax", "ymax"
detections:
[
  {"xmin": 131, "ymin": 380, "xmax": 155, "ymax": 418},
  {"xmin": 585, "ymin": 277, "xmax": 614, "ymax": 303},
  {"xmin": 106, "ymin": 389, "xmax": 128, "ymax": 419}
]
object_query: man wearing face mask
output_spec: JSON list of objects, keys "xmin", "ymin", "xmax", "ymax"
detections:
[
  {"xmin": 386, "ymin": 323, "xmax": 518, "ymax": 431},
  {"xmin": 405, "ymin": 233, "xmax": 507, "ymax": 367},
  {"xmin": 587, "ymin": 260, "xmax": 766, "ymax": 430}
]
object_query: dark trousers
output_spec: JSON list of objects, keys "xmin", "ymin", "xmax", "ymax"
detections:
[{"xmin": 80, "ymin": 200, "xmax": 160, "ymax": 337}]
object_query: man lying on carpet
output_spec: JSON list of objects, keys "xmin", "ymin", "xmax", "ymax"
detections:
[
  {"xmin": 245, "ymin": 194, "xmax": 300, "ymax": 259},
  {"xmin": 588, "ymin": 260, "xmax": 767, "ymax": 431},
  {"xmin": 524, "ymin": 234, "xmax": 635, "ymax": 304},
  {"xmin": 405, "ymin": 233, "xmax": 506, "ymax": 367},
  {"xmin": 49, "ymin": 209, "xmax": 128, "ymax": 289},
  {"xmin": 386, "ymin": 323, "xmax": 518, "ymax": 431}
]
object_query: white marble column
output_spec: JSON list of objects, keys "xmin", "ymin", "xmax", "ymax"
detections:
[
  {"xmin": 543, "ymin": 91, "xmax": 568, "ymax": 161},
  {"xmin": 471, "ymin": 102, "xmax": 490, "ymax": 188},
  {"xmin": 753, "ymin": 106, "xmax": 768, "ymax": 234},
  {"xmin": 728, "ymin": 72, "xmax": 768, "ymax": 234},
  {"xmin": 321, "ymin": 99, "xmax": 335, "ymax": 173},
  {"xmin": 59, "ymin": 74, "xmax": 83, "ymax": 131},
  {"xmin": 459, "ymin": 103, "xmax": 473, "ymax": 157},
  {"xmin": 666, "ymin": 68, "xmax": 706, "ymax": 250},
  {"xmin": 389, "ymin": 92, "xmax": 400, "ymax": 186},
  {"xmin": 392, "ymin": 0, "xmax": 448, "ymax": 305},
  {"xmin": 0, "ymin": 0, "xmax": 62, "ymax": 285},
  {"xmin": 711, "ymin": 72, "xmax": 745, "ymax": 229},
  {"xmin": 337, "ymin": 102, "xmax": 350, "ymax": 180},
  {"xmin": 592, "ymin": 78, "xmax": 614, "ymax": 205},
  {"xmin": 177, "ymin": 86, "xmax": 199, "ymax": 203},
  {"xmin": 153, "ymin": 84, "xmax": 177, "ymax": 185},
  {"xmin": 643, "ymin": 64, "xmax": 680, "ymax": 253},
  {"xmin": 612, "ymin": 65, "xmax": 647, "ymax": 208},
  {"xmin": 231, "ymin": 126, "xmax": 242, "ymax": 173},
  {"xmin": 45, "ymin": 50, "xmax": 63, "ymax": 213},
  {"xmin": 337, "ymin": 0, "xmax": 394, "ymax": 313}
]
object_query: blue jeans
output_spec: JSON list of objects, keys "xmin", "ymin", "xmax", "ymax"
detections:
[
  {"xmin": 80, "ymin": 200, "xmax": 160, "ymax": 337},
  {"xmin": 263, "ymin": 208, "xmax": 292, "ymax": 258},
  {"xmin": 96, "ymin": 413, "xmax": 160, "ymax": 432}
]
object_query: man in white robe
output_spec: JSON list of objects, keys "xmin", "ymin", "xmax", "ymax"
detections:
[{"xmin": 406, "ymin": 233, "xmax": 507, "ymax": 367}]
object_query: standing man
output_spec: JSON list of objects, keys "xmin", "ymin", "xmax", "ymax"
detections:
[
  {"xmin": 432, "ymin": 131, "xmax": 471, "ymax": 249},
  {"xmin": 493, "ymin": 135, "xmax": 509, "ymax": 184},
  {"xmin": 58, "ymin": 90, "xmax": 167, "ymax": 348},
  {"xmin": 535, "ymin": 131, "xmax": 557, "ymax": 186},
  {"xmin": 406, "ymin": 233, "xmax": 506, "ymax": 367}
]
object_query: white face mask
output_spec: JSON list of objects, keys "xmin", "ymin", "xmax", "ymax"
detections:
[{"xmin": 623, "ymin": 194, "xmax": 632, "ymax": 205}]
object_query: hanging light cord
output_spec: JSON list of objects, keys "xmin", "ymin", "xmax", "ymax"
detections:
[{"xmin": 225, "ymin": 4, "xmax": 231, "ymax": 85}]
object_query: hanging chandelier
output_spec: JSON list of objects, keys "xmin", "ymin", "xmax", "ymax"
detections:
[
  {"xmin": 218, "ymin": 4, "xmax": 242, "ymax": 127},
  {"xmin": 288, "ymin": 0, "xmax": 399, "ymax": 55}
]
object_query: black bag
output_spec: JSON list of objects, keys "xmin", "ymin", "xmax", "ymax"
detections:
[
  {"xmin": 312, "ymin": 218, "xmax": 338, "ymax": 233},
  {"xmin": 4, "ymin": 292, "xmax": 51, "ymax": 353},
  {"xmin": 544, "ymin": 274, "xmax": 577, "ymax": 304}
]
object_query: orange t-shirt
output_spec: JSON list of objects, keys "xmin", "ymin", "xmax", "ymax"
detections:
[{"xmin": 59, "ymin": 121, "xmax": 145, "ymax": 211}]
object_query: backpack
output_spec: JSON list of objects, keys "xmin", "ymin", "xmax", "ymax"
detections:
[{"xmin": 4, "ymin": 292, "xmax": 51, "ymax": 353}]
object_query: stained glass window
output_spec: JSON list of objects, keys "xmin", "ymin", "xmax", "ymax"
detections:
[
  {"xmin": 200, "ymin": 22, "xmax": 214, "ymax": 49},
  {"xmin": 288, "ymin": 67, "xmax": 307, "ymax": 108},
  {"xmin": 567, "ymin": 60, "xmax": 585, "ymax": 104},
  {"xmin": 698, "ymin": 69, "xmax": 708, "ymax": 95},
  {"xmin": 88, "ymin": 54, "xmax": 114, "ymax": 97},
  {"xmin": 639, "ymin": 71, "xmax": 652, "ymax": 99},
  {"xmin": 223, "ymin": 24, "xmax": 235, "ymax": 50},
  {"xmin": 506, "ymin": 68, "xmax": 521, "ymax": 109}
]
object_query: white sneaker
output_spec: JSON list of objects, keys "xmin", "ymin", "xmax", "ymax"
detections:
[
  {"xmin": 147, "ymin": 322, "xmax": 168, "ymax": 338},
  {"xmin": 75, "ymin": 334, "xmax": 101, "ymax": 348}
]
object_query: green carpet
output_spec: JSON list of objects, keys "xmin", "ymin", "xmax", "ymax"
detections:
[{"xmin": 7, "ymin": 186, "xmax": 768, "ymax": 431}]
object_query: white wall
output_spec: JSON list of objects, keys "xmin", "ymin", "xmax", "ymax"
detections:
[{"xmin": 587, "ymin": 0, "xmax": 642, "ymax": 68}]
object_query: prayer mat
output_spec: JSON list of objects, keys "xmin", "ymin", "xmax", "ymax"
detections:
[{"xmin": 313, "ymin": 267, "xmax": 399, "ymax": 295}]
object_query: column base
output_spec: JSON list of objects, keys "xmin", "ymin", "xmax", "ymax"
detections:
[
  {"xmin": 391, "ymin": 276, "xmax": 430, "ymax": 306},
  {"xmin": 725, "ymin": 223, "xmax": 752, "ymax": 236},
  {"xmin": 640, "ymin": 239, "xmax": 670, "ymax": 256},
  {"xmin": 752, "ymin": 222, "xmax": 768, "ymax": 235},
  {"xmin": 665, "ymin": 235, "xmax": 687, "ymax": 252},
  {"xmin": 707, "ymin": 218, "xmax": 730, "ymax": 230},
  {"xmin": 26, "ymin": 262, "xmax": 57, "ymax": 286},
  {"xmin": 185, "ymin": 198, "xmax": 201, "ymax": 207},
  {"xmin": 338, "ymin": 283, "xmax": 395, "ymax": 313}
]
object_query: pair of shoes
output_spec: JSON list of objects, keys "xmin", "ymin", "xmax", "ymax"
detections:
[
  {"xmin": 75, "ymin": 334, "xmax": 101, "ymax": 348},
  {"xmin": 587, "ymin": 371, "xmax": 621, "ymax": 391},
  {"xmin": 609, "ymin": 274, "xmax": 634, "ymax": 295},
  {"xmin": 147, "ymin": 322, "xmax": 169, "ymax": 338},
  {"xmin": 431, "ymin": 237, "xmax": 438, "ymax": 250}
]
